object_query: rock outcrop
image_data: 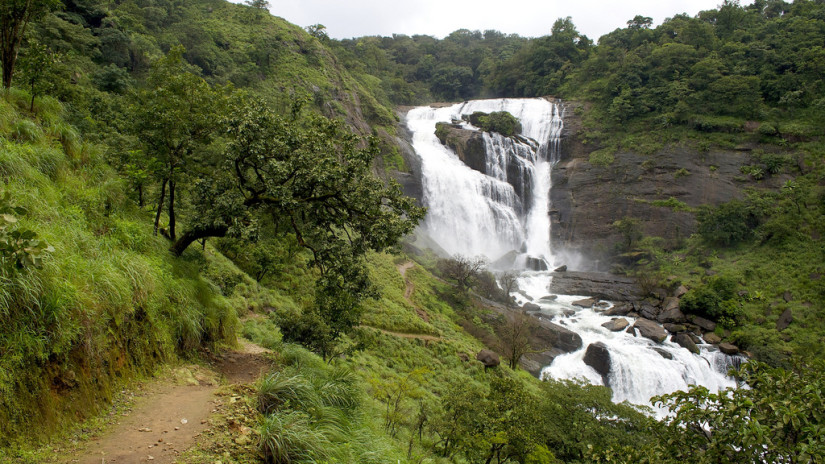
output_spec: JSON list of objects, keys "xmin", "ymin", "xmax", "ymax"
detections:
[
  {"xmin": 476, "ymin": 349, "xmax": 501, "ymax": 368},
  {"xmin": 548, "ymin": 271, "xmax": 642, "ymax": 301},
  {"xmin": 583, "ymin": 342, "xmax": 612, "ymax": 385},
  {"xmin": 633, "ymin": 319, "xmax": 667, "ymax": 343},
  {"xmin": 673, "ymin": 333, "xmax": 700, "ymax": 354}
]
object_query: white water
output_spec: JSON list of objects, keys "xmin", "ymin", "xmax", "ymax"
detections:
[
  {"xmin": 516, "ymin": 273, "xmax": 742, "ymax": 417},
  {"xmin": 406, "ymin": 98, "xmax": 562, "ymax": 263},
  {"xmin": 406, "ymin": 98, "xmax": 742, "ymax": 415}
]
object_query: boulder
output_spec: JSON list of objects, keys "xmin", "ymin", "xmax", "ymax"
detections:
[
  {"xmin": 673, "ymin": 333, "xmax": 700, "ymax": 354},
  {"xmin": 662, "ymin": 297, "xmax": 680, "ymax": 312},
  {"xmin": 572, "ymin": 298, "xmax": 597, "ymax": 308},
  {"xmin": 538, "ymin": 295, "xmax": 559, "ymax": 303},
  {"xmin": 663, "ymin": 323, "xmax": 687, "ymax": 333},
  {"xmin": 633, "ymin": 319, "xmax": 667, "ymax": 343},
  {"xmin": 605, "ymin": 303, "xmax": 632, "ymax": 316},
  {"xmin": 594, "ymin": 301, "xmax": 611, "ymax": 310},
  {"xmin": 562, "ymin": 309, "xmax": 576, "ymax": 317},
  {"xmin": 534, "ymin": 317, "xmax": 584, "ymax": 353},
  {"xmin": 783, "ymin": 291, "xmax": 793, "ymax": 302},
  {"xmin": 458, "ymin": 352, "xmax": 470, "ymax": 362},
  {"xmin": 476, "ymin": 350, "xmax": 500, "ymax": 368},
  {"xmin": 602, "ymin": 318, "xmax": 629, "ymax": 332},
  {"xmin": 718, "ymin": 343, "xmax": 740, "ymax": 355},
  {"xmin": 658, "ymin": 307, "xmax": 687, "ymax": 324},
  {"xmin": 651, "ymin": 347, "xmax": 673, "ymax": 360},
  {"xmin": 703, "ymin": 333, "xmax": 722, "ymax": 344},
  {"xmin": 583, "ymin": 342, "xmax": 611, "ymax": 384},
  {"xmin": 523, "ymin": 302, "xmax": 541, "ymax": 312},
  {"xmin": 674, "ymin": 285, "xmax": 688, "ymax": 298},
  {"xmin": 554, "ymin": 265, "xmax": 568, "ymax": 272},
  {"xmin": 626, "ymin": 325, "xmax": 637, "ymax": 336},
  {"xmin": 776, "ymin": 308, "xmax": 793, "ymax": 331},
  {"xmin": 525, "ymin": 256, "xmax": 549, "ymax": 271},
  {"xmin": 690, "ymin": 315, "xmax": 717, "ymax": 332},
  {"xmin": 638, "ymin": 301, "xmax": 660, "ymax": 320}
]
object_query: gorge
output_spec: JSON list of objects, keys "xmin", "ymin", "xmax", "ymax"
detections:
[{"xmin": 404, "ymin": 98, "xmax": 743, "ymax": 413}]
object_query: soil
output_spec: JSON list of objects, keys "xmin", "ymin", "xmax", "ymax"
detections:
[{"xmin": 66, "ymin": 340, "xmax": 271, "ymax": 464}]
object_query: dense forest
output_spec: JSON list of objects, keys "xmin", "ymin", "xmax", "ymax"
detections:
[{"xmin": 0, "ymin": 0, "xmax": 823, "ymax": 462}]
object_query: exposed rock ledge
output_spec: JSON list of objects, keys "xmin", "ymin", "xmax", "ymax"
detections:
[{"xmin": 548, "ymin": 271, "xmax": 642, "ymax": 302}]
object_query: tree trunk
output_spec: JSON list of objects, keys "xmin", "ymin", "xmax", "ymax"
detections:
[
  {"xmin": 137, "ymin": 183, "xmax": 144, "ymax": 207},
  {"xmin": 153, "ymin": 178, "xmax": 167, "ymax": 236},
  {"xmin": 168, "ymin": 180, "xmax": 176, "ymax": 241},
  {"xmin": 170, "ymin": 225, "xmax": 229, "ymax": 257},
  {"xmin": 2, "ymin": 48, "xmax": 15, "ymax": 90}
]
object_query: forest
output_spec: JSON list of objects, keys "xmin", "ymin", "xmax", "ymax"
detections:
[{"xmin": 0, "ymin": 0, "xmax": 823, "ymax": 462}]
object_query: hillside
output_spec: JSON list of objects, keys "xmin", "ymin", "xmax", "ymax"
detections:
[{"xmin": 0, "ymin": 0, "xmax": 823, "ymax": 462}]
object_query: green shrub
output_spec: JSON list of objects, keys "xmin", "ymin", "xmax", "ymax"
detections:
[
  {"xmin": 589, "ymin": 148, "xmax": 615, "ymax": 167},
  {"xmin": 259, "ymin": 411, "xmax": 332, "ymax": 464},
  {"xmin": 697, "ymin": 200, "xmax": 760, "ymax": 246},
  {"xmin": 680, "ymin": 275, "xmax": 742, "ymax": 325},
  {"xmin": 463, "ymin": 111, "xmax": 522, "ymax": 136}
]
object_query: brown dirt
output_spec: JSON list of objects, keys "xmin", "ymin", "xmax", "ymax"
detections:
[{"xmin": 67, "ymin": 341, "xmax": 271, "ymax": 464}]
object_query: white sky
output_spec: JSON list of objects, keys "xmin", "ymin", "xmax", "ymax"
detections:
[{"xmin": 230, "ymin": 0, "xmax": 752, "ymax": 41}]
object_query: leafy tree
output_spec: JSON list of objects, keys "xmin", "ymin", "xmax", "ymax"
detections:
[
  {"xmin": 697, "ymin": 200, "xmax": 760, "ymax": 246},
  {"xmin": 500, "ymin": 312, "xmax": 542, "ymax": 370},
  {"xmin": 244, "ymin": 0, "xmax": 270, "ymax": 9},
  {"xmin": 16, "ymin": 39, "xmax": 61, "ymax": 111},
  {"xmin": 132, "ymin": 45, "xmax": 229, "ymax": 240},
  {"xmin": 0, "ymin": 0, "xmax": 60, "ymax": 90}
]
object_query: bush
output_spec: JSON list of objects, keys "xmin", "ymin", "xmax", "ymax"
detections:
[
  {"xmin": 680, "ymin": 275, "xmax": 742, "ymax": 325},
  {"xmin": 697, "ymin": 200, "xmax": 760, "ymax": 246},
  {"xmin": 463, "ymin": 111, "xmax": 522, "ymax": 137}
]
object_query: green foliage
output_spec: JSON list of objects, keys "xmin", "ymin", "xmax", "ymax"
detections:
[
  {"xmin": 588, "ymin": 148, "xmax": 615, "ymax": 167},
  {"xmin": 697, "ymin": 200, "xmax": 760, "ymax": 246},
  {"xmin": 623, "ymin": 360, "xmax": 825, "ymax": 463},
  {"xmin": 650, "ymin": 197, "xmax": 693, "ymax": 212},
  {"xmin": 0, "ymin": 190, "xmax": 54, "ymax": 272},
  {"xmin": 680, "ymin": 275, "xmax": 744, "ymax": 326},
  {"xmin": 463, "ymin": 111, "xmax": 523, "ymax": 137}
]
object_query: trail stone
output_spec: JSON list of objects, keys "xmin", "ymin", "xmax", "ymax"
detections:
[
  {"xmin": 633, "ymin": 319, "xmax": 667, "ymax": 343},
  {"xmin": 602, "ymin": 318, "xmax": 629, "ymax": 332},
  {"xmin": 776, "ymin": 308, "xmax": 793, "ymax": 331}
]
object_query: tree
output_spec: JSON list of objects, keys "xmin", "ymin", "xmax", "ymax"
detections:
[
  {"xmin": 244, "ymin": 0, "xmax": 270, "ymax": 9},
  {"xmin": 437, "ymin": 255, "xmax": 487, "ymax": 293},
  {"xmin": 0, "ymin": 0, "xmax": 59, "ymax": 90},
  {"xmin": 171, "ymin": 96, "xmax": 424, "ymax": 357},
  {"xmin": 500, "ymin": 312, "xmax": 542, "ymax": 370},
  {"xmin": 499, "ymin": 271, "xmax": 519, "ymax": 306},
  {"xmin": 132, "ymin": 46, "xmax": 228, "ymax": 240},
  {"xmin": 16, "ymin": 39, "xmax": 60, "ymax": 112}
]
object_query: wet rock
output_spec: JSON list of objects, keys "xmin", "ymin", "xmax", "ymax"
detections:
[
  {"xmin": 651, "ymin": 347, "xmax": 673, "ymax": 360},
  {"xmin": 554, "ymin": 265, "xmax": 568, "ymax": 272},
  {"xmin": 523, "ymin": 302, "xmax": 541, "ymax": 312},
  {"xmin": 718, "ymin": 343, "xmax": 739, "ymax": 355},
  {"xmin": 605, "ymin": 303, "xmax": 632, "ymax": 316},
  {"xmin": 776, "ymin": 308, "xmax": 793, "ymax": 331},
  {"xmin": 583, "ymin": 342, "xmax": 611, "ymax": 385},
  {"xmin": 658, "ymin": 307, "xmax": 686, "ymax": 324},
  {"xmin": 533, "ymin": 317, "xmax": 583, "ymax": 353},
  {"xmin": 548, "ymin": 272, "xmax": 642, "ymax": 301},
  {"xmin": 703, "ymin": 333, "xmax": 722, "ymax": 344},
  {"xmin": 538, "ymin": 295, "xmax": 558, "ymax": 303},
  {"xmin": 602, "ymin": 318, "xmax": 629, "ymax": 332},
  {"xmin": 663, "ymin": 323, "xmax": 687, "ymax": 333},
  {"xmin": 689, "ymin": 315, "xmax": 717, "ymax": 332},
  {"xmin": 526, "ymin": 256, "xmax": 549, "ymax": 271},
  {"xmin": 638, "ymin": 301, "xmax": 660, "ymax": 320},
  {"xmin": 572, "ymin": 298, "xmax": 597, "ymax": 308},
  {"xmin": 476, "ymin": 350, "xmax": 500, "ymax": 368},
  {"xmin": 562, "ymin": 309, "xmax": 576, "ymax": 317},
  {"xmin": 688, "ymin": 333, "xmax": 702, "ymax": 345},
  {"xmin": 633, "ymin": 319, "xmax": 667, "ymax": 343},
  {"xmin": 595, "ymin": 301, "xmax": 611, "ymax": 309},
  {"xmin": 626, "ymin": 325, "xmax": 637, "ymax": 336},
  {"xmin": 673, "ymin": 333, "xmax": 700, "ymax": 354}
]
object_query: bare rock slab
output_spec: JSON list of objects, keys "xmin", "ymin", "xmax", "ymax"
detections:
[{"xmin": 633, "ymin": 319, "xmax": 667, "ymax": 343}]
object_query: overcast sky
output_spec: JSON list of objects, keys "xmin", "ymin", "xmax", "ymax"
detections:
[{"xmin": 230, "ymin": 1, "xmax": 751, "ymax": 41}]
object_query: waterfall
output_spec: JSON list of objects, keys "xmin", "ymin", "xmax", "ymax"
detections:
[
  {"xmin": 406, "ymin": 98, "xmax": 742, "ymax": 415},
  {"xmin": 406, "ymin": 98, "xmax": 562, "ymax": 264}
]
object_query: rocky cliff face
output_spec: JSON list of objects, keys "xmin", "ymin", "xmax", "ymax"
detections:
[{"xmin": 550, "ymin": 106, "xmax": 788, "ymax": 271}]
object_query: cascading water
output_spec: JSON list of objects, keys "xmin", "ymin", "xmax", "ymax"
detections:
[
  {"xmin": 406, "ymin": 98, "xmax": 562, "ymax": 264},
  {"xmin": 406, "ymin": 98, "xmax": 743, "ymax": 415}
]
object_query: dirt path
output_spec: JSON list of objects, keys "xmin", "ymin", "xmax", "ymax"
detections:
[
  {"xmin": 69, "ymin": 340, "xmax": 271, "ymax": 464},
  {"xmin": 397, "ymin": 261, "xmax": 431, "ymax": 322}
]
